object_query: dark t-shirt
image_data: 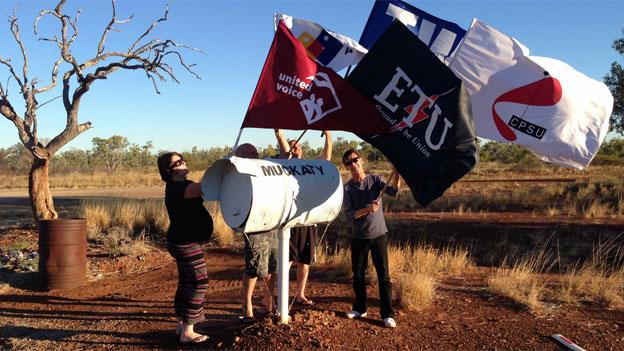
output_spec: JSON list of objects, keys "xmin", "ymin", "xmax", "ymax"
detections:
[
  {"xmin": 165, "ymin": 180, "xmax": 213, "ymax": 244},
  {"xmin": 342, "ymin": 174, "xmax": 397, "ymax": 240}
]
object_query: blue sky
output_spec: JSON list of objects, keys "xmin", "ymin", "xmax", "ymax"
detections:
[{"xmin": 0, "ymin": 0, "xmax": 622, "ymax": 153}]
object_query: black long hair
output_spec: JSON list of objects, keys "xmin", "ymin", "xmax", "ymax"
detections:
[{"xmin": 157, "ymin": 151, "xmax": 183, "ymax": 182}]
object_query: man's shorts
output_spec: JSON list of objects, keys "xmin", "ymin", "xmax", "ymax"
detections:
[
  {"xmin": 243, "ymin": 230, "xmax": 277, "ymax": 278},
  {"xmin": 289, "ymin": 225, "xmax": 318, "ymax": 265}
]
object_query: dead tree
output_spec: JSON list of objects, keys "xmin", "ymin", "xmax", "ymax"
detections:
[{"xmin": 0, "ymin": 0, "xmax": 202, "ymax": 220}]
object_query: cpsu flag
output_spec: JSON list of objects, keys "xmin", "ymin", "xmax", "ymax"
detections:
[
  {"xmin": 448, "ymin": 19, "xmax": 613, "ymax": 169},
  {"xmin": 359, "ymin": 0, "xmax": 465, "ymax": 62},
  {"xmin": 274, "ymin": 13, "xmax": 368, "ymax": 72},
  {"xmin": 348, "ymin": 21, "xmax": 478, "ymax": 206},
  {"xmin": 242, "ymin": 21, "xmax": 388, "ymax": 135}
]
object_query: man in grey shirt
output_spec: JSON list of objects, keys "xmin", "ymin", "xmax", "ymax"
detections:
[{"xmin": 341, "ymin": 148, "xmax": 400, "ymax": 328}]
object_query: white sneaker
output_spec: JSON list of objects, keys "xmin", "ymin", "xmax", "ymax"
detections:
[
  {"xmin": 346, "ymin": 310, "xmax": 367, "ymax": 319},
  {"xmin": 383, "ymin": 317, "xmax": 397, "ymax": 328}
]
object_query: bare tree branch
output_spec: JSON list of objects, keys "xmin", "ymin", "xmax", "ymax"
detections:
[
  {"xmin": 0, "ymin": 97, "xmax": 30, "ymax": 145},
  {"xmin": 146, "ymin": 72, "xmax": 161, "ymax": 94},
  {"xmin": 36, "ymin": 95, "xmax": 62, "ymax": 110},
  {"xmin": 38, "ymin": 36, "xmax": 63, "ymax": 50},
  {"xmin": 128, "ymin": 0, "xmax": 169, "ymax": 53},
  {"xmin": 98, "ymin": 0, "xmax": 133, "ymax": 56},
  {"xmin": 34, "ymin": 9, "xmax": 53, "ymax": 35},
  {"xmin": 9, "ymin": 12, "xmax": 29, "ymax": 88},
  {"xmin": 67, "ymin": 8, "xmax": 80, "ymax": 47},
  {"xmin": 46, "ymin": 119, "xmax": 92, "ymax": 155},
  {"xmin": 0, "ymin": 57, "xmax": 24, "ymax": 89},
  {"xmin": 61, "ymin": 72, "xmax": 72, "ymax": 112},
  {"xmin": 161, "ymin": 49, "xmax": 201, "ymax": 80},
  {"xmin": 34, "ymin": 58, "xmax": 62, "ymax": 94}
]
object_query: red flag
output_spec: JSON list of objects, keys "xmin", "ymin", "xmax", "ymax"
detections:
[{"xmin": 242, "ymin": 21, "xmax": 388, "ymax": 135}]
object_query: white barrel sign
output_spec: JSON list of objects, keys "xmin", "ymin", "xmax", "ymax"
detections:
[{"xmin": 201, "ymin": 156, "xmax": 343, "ymax": 233}]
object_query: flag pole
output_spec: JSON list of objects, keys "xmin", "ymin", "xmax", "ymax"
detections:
[
  {"xmin": 375, "ymin": 171, "xmax": 395, "ymax": 202},
  {"xmin": 228, "ymin": 128, "xmax": 244, "ymax": 157},
  {"xmin": 344, "ymin": 65, "xmax": 353, "ymax": 78},
  {"xmin": 232, "ymin": 128, "xmax": 243, "ymax": 149},
  {"xmin": 287, "ymin": 129, "xmax": 308, "ymax": 155}
]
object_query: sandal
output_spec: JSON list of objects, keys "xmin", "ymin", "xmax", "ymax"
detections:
[
  {"xmin": 256, "ymin": 309, "xmax": 276, "ymax": 318},
  {"xmin": 239, "ymin": 316, "xmax": 256, "ymax": 324},
  {"xmin": 180, "ymin": 334, "xmax": 208, "ymax": 344},
  {"xmin": 295, "ymin": 298, "xmax": 314, "ymax": 306}
]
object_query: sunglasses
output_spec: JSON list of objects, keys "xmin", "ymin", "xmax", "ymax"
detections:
[
  {"xmin": 169, "ymin": 158, "xmax": 186, "ymax": 169},
  {"xmin": 344, "ymin": 156, "xmax": 360, "ymax": 166}
]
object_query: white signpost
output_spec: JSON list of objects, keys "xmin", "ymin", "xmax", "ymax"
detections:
[{"xmin": 201, "ymin": 156, "xmax": 343, "ymax": 324}]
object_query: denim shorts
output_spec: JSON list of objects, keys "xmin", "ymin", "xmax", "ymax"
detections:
[{"xmin": 243, "ymin": 230, "xmax": 278, "ymax": 278}]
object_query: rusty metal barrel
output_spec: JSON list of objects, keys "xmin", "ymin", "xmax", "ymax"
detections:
[{"xmin": 38, "ymin": 218, "xmax": 87, "ymax": 290}]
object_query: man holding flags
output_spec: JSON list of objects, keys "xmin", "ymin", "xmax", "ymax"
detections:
[{"xmin": 342, "ymin": 148, "xmax": 401, "ymax": 328}]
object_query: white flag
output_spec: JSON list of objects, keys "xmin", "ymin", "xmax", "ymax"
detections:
[
  {"xmin": 274, "ymin": 13, "xmax": 367, "ymax": 72},
  {"xmin": 449, "ymin": 19, "xmax": 613, "ymax": 169}
]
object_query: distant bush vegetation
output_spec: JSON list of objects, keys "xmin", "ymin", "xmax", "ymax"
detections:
[{"xmin": 1, "ymin": 135, "xmax": 623, "ymax": 175}]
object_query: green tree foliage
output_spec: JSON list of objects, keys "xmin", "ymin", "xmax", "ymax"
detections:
[
  {"xmin": 593, "ymin": 137, "xmax": 624, "ymax": 165},
  {"xmin": 2, "ymin": 136, "xmax": 623, "ymax": 174},
  {"xmin": 604, "ymin": 28, "xmax": 624, "ymax": 134},
  {"xmin": 479, "ymin": 141, "xmax": 540, "ymax": 165},
  {"xmin": 125, "ymin": 141, "xmax": 154, "ymax": 170},
  {"xmin": 91, "ymin": 136, "xmax": 130, "ymax": 172},
  {"xmin": 180, "ymin": 146, "xmax": 233, "ymax": 171},
  {"xmin": 330, "ymin": 137, "xmax": 361, "ymax": 164},
  {"xmin": 53, "ymin": 149, "xmax": 92, "ymax": 173},
  {"xmin": 359, "ymin": 142, "xmax": 385, "ymax": 162},
  {"xmin": 2, "ymin": 143, "xmax": 32, "ymax": 173}
]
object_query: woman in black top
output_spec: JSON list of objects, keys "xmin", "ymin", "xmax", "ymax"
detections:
[{"xmin": 157, "ymin": 152, "xmax": 213, "ymax": 344}]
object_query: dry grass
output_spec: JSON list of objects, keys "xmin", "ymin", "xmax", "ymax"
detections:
[
  {"xmin": 316, "ymin": 245, "xmax": 352, "ymax": 279},
  {"xmin": 555, "ymin": 236, "xmax": 624, "ymax": 308},
  {"xmin": 205, "ymin": 201, "xmax": 235, "ymax": 247},
  {"xmin": 399, "ymin": 245, "xmax": 473, "ymax": 277},
  {"xmin": 395, "ymin": 273, "xmax": 437, "ymax": 310},
  {"xmin": 380, "ymin": 165, "xmax": 624, "ymax": 218},
  {"xmin": 0, "ymin": 171, "xmax": 166, "ymax": 189},
  {"xmin": 80, "ymin": 198, "xmax": 235, "ymax": 249},
  {"xmin": 487, "ymin": 250, "xmax": 553, "ymax": 312},
  {"xmin": 318, "ymin": 242, "xmax": 473, "ymax": 310},
  {"xmin": 547, "ymin": 206, "xmax": 560, "ymax": 217},
  {"xmin": 80, "ymin": 199, "xmax": 169, "ymax": 237},
  {"xmin": 583, "ymin": 200, "xmax": 613, "ymax": 218},
  {"xmin": 489, "ymin": 237, "xmax": 624, "ymax": 311},
  {"xmin": 89, "ymin": 226, "xmax": 152, "ymax": 258}
]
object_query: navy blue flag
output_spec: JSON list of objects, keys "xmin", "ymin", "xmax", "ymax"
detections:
[
  {"xmin": 311, "ymin": 29, "xmax": 344, "ymax": 66},
  {"xmin": 359, "ymin": 0, "xmax": 465, "ymax": 61},
  {"xmin": 347, "ymin": 20, "xmax": 478, "ymax": 206}
]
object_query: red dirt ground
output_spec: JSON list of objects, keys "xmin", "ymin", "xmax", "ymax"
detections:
[{"xmin": 1, "ymin": 228, "xmax": 623, "ymax": 350}]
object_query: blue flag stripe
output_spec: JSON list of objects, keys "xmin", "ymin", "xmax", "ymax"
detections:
[{"xmin": 359, "ymin": 0, "xmax": 465, "ymax": 59}]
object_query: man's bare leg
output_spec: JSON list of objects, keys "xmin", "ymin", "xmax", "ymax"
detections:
[
  {"xmin": 261, "ymin": 273, "xmax": 275, "ymax": 313},
  {"xmin": 243, "ymin": 274, "xmax": 257, "ymax": 317},
  {"xmin": 296, "ymin": 263, "xmax": 311, "ymax": 303}
]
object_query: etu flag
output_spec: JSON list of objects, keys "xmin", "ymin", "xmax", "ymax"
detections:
[
  {"xmin": 359, "ymin": 0, "xmax": 465, "ymax": 62},
  {"xmin": 242, "ymin": 21, "xmax": 388, "ymax": 135},
  {"xmin": 348, "ymin": 21, "xmax": 478, "ymax": 206},
  {"xmin": 274, "ymin": 13, "xmax": 368, "ymax": 72},
  {"xmin": 448, "ymin": 19, "xmax": 613, "ymax": 169}
]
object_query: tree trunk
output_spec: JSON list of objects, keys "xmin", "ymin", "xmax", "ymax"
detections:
[{"xmin": 29, "ymin": 158, "xmax": 58, "ymax": 221}]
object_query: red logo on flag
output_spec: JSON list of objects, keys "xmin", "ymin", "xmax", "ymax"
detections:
[
  {"xmin": 389, "ymin": 86, "xmax": 455, "ymax": 132},
  {"xmin": 492, "ymin": 77, "xmax": 562, "ymax": 141}
]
